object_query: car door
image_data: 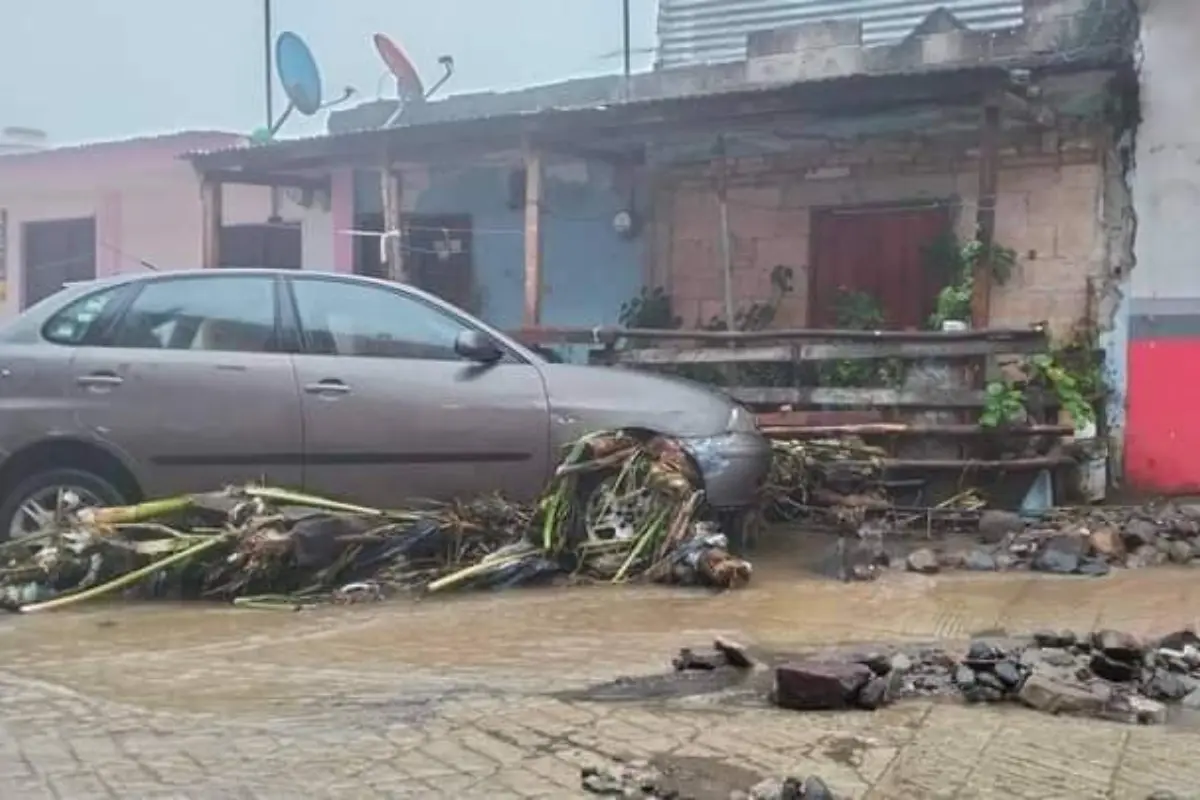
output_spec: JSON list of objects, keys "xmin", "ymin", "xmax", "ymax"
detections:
[
  {"xmin": 68, "ymin": 273, "xmax": 305, "ymax": 496},
  {"xmin": 284, "ymin": 274, "xmax": 552, "ymax": 507}
]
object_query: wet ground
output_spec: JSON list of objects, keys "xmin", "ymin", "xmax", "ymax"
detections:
[{"xmin": 3, "ymin": 530, "xmax": 1200, "ymax": 798}]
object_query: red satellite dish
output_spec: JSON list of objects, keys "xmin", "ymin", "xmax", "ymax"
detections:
[{"xmin": 373, "ymin": 33, "xmax": 425, "ymax": 102}]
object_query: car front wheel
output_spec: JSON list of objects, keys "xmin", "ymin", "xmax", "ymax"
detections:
[{"xmin": 0, "ymin": 468, "xmax": 126, "ymax": 543}]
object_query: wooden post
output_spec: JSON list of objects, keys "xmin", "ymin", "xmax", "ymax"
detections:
[
  {"xmin": 200, "ymin": 179, "xmax": 223, "ymax": 268},
  {"xmin": 970, "ymin": 96, "xmax": 1002, "ymax": 328},
  {"xmin": 523, "ymin": 148, "xmax": 544, "ymax": 326},
  {"xmin": 380, "ymin": 167, "xmax": 407, "ymax": 282}
]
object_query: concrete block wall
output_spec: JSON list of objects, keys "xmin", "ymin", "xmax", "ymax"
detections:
[{"xmin": 652, "ymin": 133, "xmax": 1105, "ymax": 338}]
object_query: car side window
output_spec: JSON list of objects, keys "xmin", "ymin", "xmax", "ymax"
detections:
[
  {"xmin": 109, "ymin": 275, "xmax": 277, "ymax": 353},
  {"xmin": 290, "ymin": 278, "xmax": 468, "ymax": 361},
  {"xmin": 42, "ymin": 286, "xmax": 124, "ymax": 345}
]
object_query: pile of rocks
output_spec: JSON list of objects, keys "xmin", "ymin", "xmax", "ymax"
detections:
[
  {"xmin": 768, "ymin": 628, "xmax": 1200, "ymax": 726},
  {"xmin": 901, "ymin": 504, "xmax": 1200, "ymax": 578},
  {"xmin": 579, "ymin": 762, "xmax": 836, "ymax": 799},
  {"xmin": 951, "ymin": 629, "xmax": 1200, "ymax": 724}
]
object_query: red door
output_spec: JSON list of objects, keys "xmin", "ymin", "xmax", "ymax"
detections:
[{"xmin": 809, "ymin": 205, "xmax": 951, "ymax": 329}]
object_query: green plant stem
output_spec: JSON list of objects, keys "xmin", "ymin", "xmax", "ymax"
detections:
[{"xmin": 20, "ymin": 534, "xmax": 229, "ymax": 613}]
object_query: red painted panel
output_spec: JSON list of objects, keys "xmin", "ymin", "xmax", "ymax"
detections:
[
  {"xmin": 810, "ymin": 206, "xmax": 950, "ymax": 329},
  {"xmin": 1126, "ymin": 338, "xmax": 1200, "ymax": 492}
]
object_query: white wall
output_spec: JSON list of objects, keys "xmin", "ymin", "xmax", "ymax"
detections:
[{"xmin": 1131, "ymin": 0, "xmax": 1200, "ymax": 308}]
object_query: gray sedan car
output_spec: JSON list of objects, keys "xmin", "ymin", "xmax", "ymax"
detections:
[{"xmin": 0, "ymin": 269, "xmax": 770, "ymax": 540}]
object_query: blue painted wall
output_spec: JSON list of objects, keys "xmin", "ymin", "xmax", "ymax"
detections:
[{"xmin": 354, "ymin": 163, "xmax": 644, "ymax": 358}]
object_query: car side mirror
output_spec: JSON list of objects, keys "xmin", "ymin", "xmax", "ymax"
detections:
[{"xmin": 454, "ymin": 330, "xmax": 503, "ymax": 363}]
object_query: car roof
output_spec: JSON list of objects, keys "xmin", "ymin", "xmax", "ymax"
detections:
[{"xmin": 29, "ymin": 269, "xmax": 542, "ymax": 362}]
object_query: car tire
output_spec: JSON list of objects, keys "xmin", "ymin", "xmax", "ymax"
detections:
[{"xmin": 0, "ymin": 468, "xmax": 127, "ymax": 543}]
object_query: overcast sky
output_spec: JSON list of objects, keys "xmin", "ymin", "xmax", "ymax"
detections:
[{"xmin": 1, "ymin": 0, "xmax": 658, "ymax": 145}]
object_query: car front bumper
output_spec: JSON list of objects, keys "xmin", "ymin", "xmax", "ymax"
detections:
[{"xmin": 681, "ymin": 431, "xmax": 773, "ymax": 509}]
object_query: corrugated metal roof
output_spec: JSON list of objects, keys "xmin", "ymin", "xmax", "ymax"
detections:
[
  {"xmin": 0, "ymin": 131, "xmax": 245, "ymax": 164},
  {"xmin": 657, "ymin": 0, "xmax": 1024, "ymax": 67}
]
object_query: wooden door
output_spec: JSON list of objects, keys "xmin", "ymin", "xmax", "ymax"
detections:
[{"xmin": 809, "ymin": 204, "xmax": 951, "ymax": 329}]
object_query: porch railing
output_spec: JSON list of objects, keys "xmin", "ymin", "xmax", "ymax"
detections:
[{"xmin": 507, "ymin": 324, "xmax": 1081, "ymax": 479}]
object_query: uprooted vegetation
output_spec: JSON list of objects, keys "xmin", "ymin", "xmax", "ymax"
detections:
[{"xmin": 0, "ymin": 430, "xmax": 751, "ymax": 612}]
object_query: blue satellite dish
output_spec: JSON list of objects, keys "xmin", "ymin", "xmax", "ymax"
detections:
[{"xmin": 276, "ymin": 31, "xmax": 323, "ymax": 116}]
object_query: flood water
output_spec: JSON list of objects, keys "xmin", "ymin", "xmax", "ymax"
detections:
[{"xmin": 4, "ymin": 529, "xmax": 1198, "ymax": 696}]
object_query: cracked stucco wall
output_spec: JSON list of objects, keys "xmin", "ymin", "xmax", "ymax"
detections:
[{"xmin": 1123, "ymin": 0, "xmax": 1200, "ymax": 491}]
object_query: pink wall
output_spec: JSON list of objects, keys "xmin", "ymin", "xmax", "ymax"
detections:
[{"xmin": 0, "ymin": 131, "xmax": 353, "ymax": 314}]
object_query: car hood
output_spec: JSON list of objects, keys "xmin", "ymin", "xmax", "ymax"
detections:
[{"xmin": 537, "ymin": 363, "xmax": 735, "ymax": 444}]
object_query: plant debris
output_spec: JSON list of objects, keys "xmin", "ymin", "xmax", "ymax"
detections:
[{"xmin": 0, "ymin": 430, "xmax": 752, "ymax": 613}]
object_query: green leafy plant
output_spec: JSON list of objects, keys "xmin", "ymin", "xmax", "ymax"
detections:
[
  {"xmin": 699, "ymin": 265, "xmax": 795, "ymax": 332},
  {"xmin": 618, "ymin": 286, "xmax": 681, "ymax": 330},
  {"xmin": 1024, "ymin": 353, "xmax": 1095, "ymax": 426},
  {"xmin": 819, "ymin": 289, "xmax": 901, "ymax": 388},
  {"xmin": 924, "ymin": 231, "xmax": 1017, "ymax": 330},
  {"xmin": 980, "ymin": 380, "xmax": 1026, "ymax": 428},
  {"xmin": 618, "ymin": 266, "xmax": 798, "ymax": 388}
]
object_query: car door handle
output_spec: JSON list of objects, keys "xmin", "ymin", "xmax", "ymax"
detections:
[
  {"xmin": 303, "ymin": 379, "xmax": 351, "ymax": 395},
  {"xmin": 77, "ymin": 373, "xmax": 124, "ymax": 388}
]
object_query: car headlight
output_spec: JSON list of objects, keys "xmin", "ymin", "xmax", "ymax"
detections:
[{"xmin": 727, "ymin": 404, "xmax": 758, "ymax": 433}]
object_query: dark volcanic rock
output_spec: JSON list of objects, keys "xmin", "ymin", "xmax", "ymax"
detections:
[
  {"xmin": 1094, "ymin": 630, "xmax": 1144, "ymax": 662},
  {"xmin": 965, "ymin": 640, "xmax": 1006, "ymax": 667},
  {"xmin": 1158, "ymin": 629, "xmax": 1200, "ymax": 651},
  {"xmin": 673, "ymin": 647, "xmax": 724, "ymax": 671},
  {"xmin": 994, "ymin": 660, "xmax": 1025, "ymax": 688},
  {"xmin": 1076, "ymin": 557, "xmax": 1112, "ymax": 577},
  {"xmin": 906, "ymin": 548, "xmax": 940, "ymax": 575},
  {"xmin": 1018, "ymin": 672, "xmax": 1111, "ymax": 716},
  {"xmin": 954, "ymin": 665, "xmax": 977, "ymax": 688},
  {"xmin": 979, "ymin": 510, "xmax": 1024, "ymax": 543},
  {"xmin": 1143, "ymin": 670, "xmax": 1193, "ymax": 702},
  {"xmin": 1123, "ymin": 518, "xmax": 1159, "ymax": 549},
  {"xmin": 962, "ymin": 549, "xmax": 998, "ymax": 571},
  {"xmin": 714, "ymin": 637, "xmax": 755, "ymax": 669},
  {"xmin": 853, "ymin": 652, "xmax": 893, "ymax": 677},
  {"xmin": 1034, "ymin": 630, "xmax": 1077, "ymax": 649},
  {"xmin": 856, "ymin": 676, "xmax": 890, "ymax": 710},
  {"xmin": 1167, "ymin": 540, "xmax": 1194, "ymax": 564},
  {"xmin": 963, "ymin": 684, "xmax": 1006, "ymax": 703},
  {"xmin": 1090, "ymin": 652, "xmax": 1139, "ymax": 682},
  {"xmin": 1022, "ymin": 647, "xmax": 1079, "ymax": 669},
  {"xmin": 1032, "ymin": 535, "xmax": 1086, "ymax": 574},
  {"xmin": 774, "ymin": 661, "xmax": 873, "ymax": 711},
  {"xmin": 801, "ymin": 776, "xmax": 835, "ymax": 800},
  {"xmin": 976, "ymin": 671, "xmax": 1008, "ymax": 692}
]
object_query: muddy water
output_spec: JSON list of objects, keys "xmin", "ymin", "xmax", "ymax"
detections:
[{"xmin": 3, "ymin": 538, "xmax": 1198, "ymax": 664}]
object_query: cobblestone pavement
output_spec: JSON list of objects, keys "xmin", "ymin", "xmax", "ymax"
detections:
[{"xmin": 3, "ymin": 564, "xmax": 1200, "ymax": 799}]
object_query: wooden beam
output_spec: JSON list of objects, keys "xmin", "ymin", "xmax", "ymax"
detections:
[
  {"xmin": 758, "ymin": 423, "xmax": 1074, "ymax": 439},
  {"xmin": 615, "ymin": 337, "xmax": 1048, "ymax": 366},
  {"xmin": 522, "ymin": 147, "xmax": 544, "ymax": 326},
  {"xmin": 971, "ymin": 95, "xmax": 1002, "ymax": 328},
  {"xmin": 727, "ymin": 386, "xmax": 1059, "ymax": 410},
  {"xmin": 381, "ymin": 167, "xmax": 406, "ymax": 282},
  {"xmin": 508, "ymin": 325, "xmax": 1046, "ymax": 345},
  {"xmin": 200, "ymin": 180, "xmax": 223, "ymax": 268},
  {"xmin": 200, "ymin": 169, "xmax": 329, "ymax": 193}
]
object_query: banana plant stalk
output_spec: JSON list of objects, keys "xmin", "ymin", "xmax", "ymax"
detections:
[
  {"xmin": 241, "ymin": 486, "xmax": 386, "ymax": 516},
  {"xmin": 20, "ymin": 533, "xmax": 231, "ymax": 613},
  {"xmin": 78, "ymin": 495, "xmax": 195, "ymax": 527}
]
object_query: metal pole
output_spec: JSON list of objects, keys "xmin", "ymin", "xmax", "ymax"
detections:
[
  {"xmin": 622, "ymin": 0, "xmax": 632, "ymax": 80},
  {"xmin": 716, "ymin": 138, "xmax": 735, "ymax": 329},
  {"xmin": 264, "ymin": 0, "xmax": 279, "ymax": 220},
  {"xmin": 263, "ymin": 0, "xmax": 273, "ymax": 127}
]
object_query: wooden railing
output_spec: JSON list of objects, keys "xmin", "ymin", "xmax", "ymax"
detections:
[
  {"xmin": 510, "ymin": 324, "xmax": 1053, "ymax": 412},
  {"xmin": 508, "ymin": 324, "xmax": 1082, "ymax": 481}
]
